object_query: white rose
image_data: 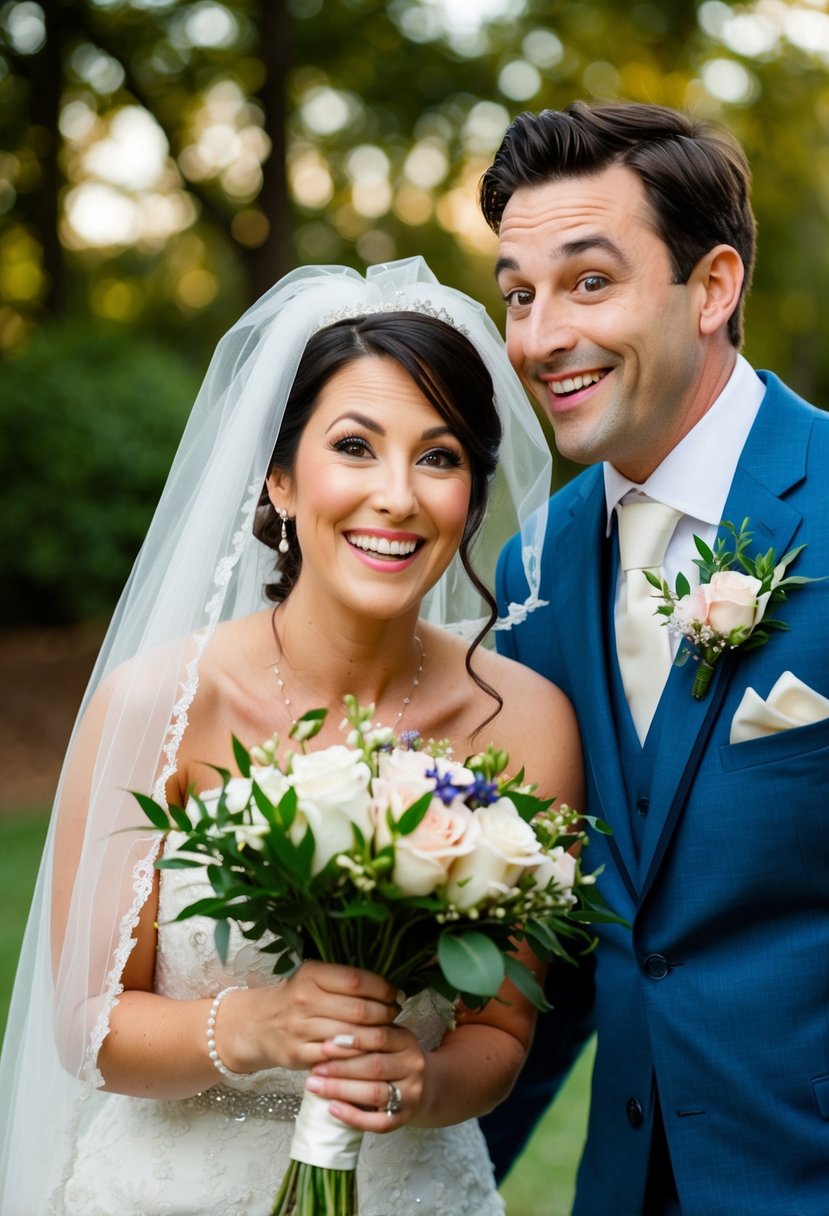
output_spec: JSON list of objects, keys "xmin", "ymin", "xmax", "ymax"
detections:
[
  {"xmin": 251, "ymin": 764, "xmax": 290, "ymax": 806},
  {"xmin": 192, "ymin": 776, "xmax": 253, "ymax": 824},
  {"xmin": 288, "ymin": 746, "xmax": 373, "ymax": 872},
  {"xmin": 446, "ymin": 798, "xmax": 543, "ymax": 911},
  {"xmin": 529, "ymin": 845, "xmax": 578, "ymax": 896},
  {"xmin": 233, "ymin": 802, "xmax": 272, "ymax": 852}
]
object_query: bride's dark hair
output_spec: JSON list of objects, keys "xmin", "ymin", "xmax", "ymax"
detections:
[{"xmin": 253, "ymin": 310, "xmax": 503, "ymax": 718}]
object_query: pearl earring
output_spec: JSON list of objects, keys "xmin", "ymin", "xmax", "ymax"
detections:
[{"xmin": 278, "ymin": 509, "xmax": 290, "ymax": 555}]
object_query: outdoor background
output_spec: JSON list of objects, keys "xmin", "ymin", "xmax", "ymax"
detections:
[{"xmin": 2, "ymin": 1, "xmax": 829, "ymax": 1211}]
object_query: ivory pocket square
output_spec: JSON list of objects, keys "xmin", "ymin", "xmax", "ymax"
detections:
[{"xmin": 730, "ymin": 671, "xmax": 829, "ymax": 745}]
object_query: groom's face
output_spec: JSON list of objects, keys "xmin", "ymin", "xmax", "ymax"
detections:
[{"xmin": 495, "ymin": 164, "xmax": 715, "ymax": 482}]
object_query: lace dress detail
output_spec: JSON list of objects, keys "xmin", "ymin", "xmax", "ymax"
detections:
[{"xmin": 61, "ymin": 836, "xmax": 504, "ymax": 1215}]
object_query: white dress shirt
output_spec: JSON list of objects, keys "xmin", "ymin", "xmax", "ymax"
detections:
[{"xmin": 604, "ymin": 355, "xmax": 766, "ymax": 655}]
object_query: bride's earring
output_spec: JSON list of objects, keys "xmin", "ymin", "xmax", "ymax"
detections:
[{"xmin": 278, "ymin": 509, "xmax": 290, "ymax": 554}]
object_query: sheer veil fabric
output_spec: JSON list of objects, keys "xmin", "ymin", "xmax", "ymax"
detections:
[{"xmin": 0, "ymin": 257, "xmax": 551, "ymax": 1213}]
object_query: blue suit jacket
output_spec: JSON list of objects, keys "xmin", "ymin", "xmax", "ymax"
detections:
[{"xmin": 493, "ymin": 373, "xmax": 829, "ymax": 1215}]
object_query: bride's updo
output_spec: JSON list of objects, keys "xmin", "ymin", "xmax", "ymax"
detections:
[{"xmin": 253, "ymin": 310, "xmax": 502, "ymax": 614}]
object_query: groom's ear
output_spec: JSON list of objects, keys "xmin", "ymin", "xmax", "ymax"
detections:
[
  {"xmin": 266, "ymin": 468, "xmax": 294, "ymax": 514},
  {"xmin": 693, "ymin": 244, "xmax": 744, "ymax": 338}
]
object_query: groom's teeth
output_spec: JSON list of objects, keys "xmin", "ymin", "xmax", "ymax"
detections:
[
  {"xmin": 348, "ymin": 534, "xmax": 417, "ymax": 556},
  {"xmin": 551, "ymin": 371, "xmax": 604, "ymax": 395}
]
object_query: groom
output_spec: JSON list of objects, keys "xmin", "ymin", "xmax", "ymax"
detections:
[{"xmin": 478, "ymin": 100, "xmax": 829, "ymax": 1215}]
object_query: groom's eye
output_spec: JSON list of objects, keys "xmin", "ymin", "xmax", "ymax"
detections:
[
  {"xmin": 502, "ymin": 288, "xmax": 534, "ymax": 308},
  {"xmin": 579, "ymin": 274, "xmax": 610, "ymax": 293}
]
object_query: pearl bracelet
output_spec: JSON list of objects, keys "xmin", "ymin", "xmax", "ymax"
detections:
[{"xmin": 206, "ymin": 984, "xmax": 248, "ymax": 1080}]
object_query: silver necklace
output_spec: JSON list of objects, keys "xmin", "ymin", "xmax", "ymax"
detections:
[{"xmin": 273, "ymin": 636, "xmax": 425, "ymax": 731}]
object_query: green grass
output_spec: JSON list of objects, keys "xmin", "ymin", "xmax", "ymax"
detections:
[
  {"xmin": 0, "ymin": 809, "xmax": 49, "ymax": 1038},
  {"xmin": 0, "ymin": 808, "xmax": 591, "ymax": 1213},
  {"xmin": 499, "ymin": 1039, "xmax": 593, "ymax": 1215}
]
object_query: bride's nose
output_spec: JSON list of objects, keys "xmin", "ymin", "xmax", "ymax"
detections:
[{"xmin": 371, "ymin": 460, "xmax": 418, "ymax": 519}]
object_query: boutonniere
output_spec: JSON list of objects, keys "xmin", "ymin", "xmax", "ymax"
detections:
[{"xmin": 646, "ymin": 518, "xmax": 823, "ymax": 700}]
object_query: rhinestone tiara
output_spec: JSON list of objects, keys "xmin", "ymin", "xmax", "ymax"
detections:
[{"xmin": 312, "ymin": 293, "xmax": 469, "ymax": 336}]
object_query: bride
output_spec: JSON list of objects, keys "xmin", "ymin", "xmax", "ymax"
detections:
[{"xmin": 0, "ymin": 258, "xmax": 581, "ymax": 1215}]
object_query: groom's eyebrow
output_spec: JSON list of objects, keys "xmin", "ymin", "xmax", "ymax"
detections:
[{"xmin": 495, "ymin": 235, "xmax": 631, "ymax": 279}]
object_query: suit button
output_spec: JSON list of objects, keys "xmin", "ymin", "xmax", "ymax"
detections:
[
  {"xmin": 636, "ymin": 797, "xmax": 649, "ymax": 816},
  {"xmin": 644, "ymin": 953, "xmax": 670, "ymax": 979},
  {"xmin": 626, "ymin": 1098, "xmax": 644, "ymax": 1128}
]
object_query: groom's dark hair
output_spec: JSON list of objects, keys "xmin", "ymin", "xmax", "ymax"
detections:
[{"xmin": 480, "ymin": 100, "xmax": 756, "ymax": 347}]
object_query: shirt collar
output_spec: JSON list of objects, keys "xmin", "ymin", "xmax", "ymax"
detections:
[{"xmin": 603, "ymin": 354, "xmax": 765, "ymax": 535}]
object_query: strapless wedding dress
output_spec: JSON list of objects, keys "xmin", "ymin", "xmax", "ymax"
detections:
[{"xmin": 61, "ymin": 839, "xmax": 504, "ymax": 1215}]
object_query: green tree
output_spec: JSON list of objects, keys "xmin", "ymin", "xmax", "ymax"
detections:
[{"xmin": 1, "ymin": 0, "xmax": 828, "ymax": 401}]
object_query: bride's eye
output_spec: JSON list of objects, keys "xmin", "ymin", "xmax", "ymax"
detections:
[
  {"xmin": 418, "ymin": 446, "xmax": 463, "ymax": 470},
  {"xmin": 332, "ymin": 434, "xmax": 373, "ymax": 458}
]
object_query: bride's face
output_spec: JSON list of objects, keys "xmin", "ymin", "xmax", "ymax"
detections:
[{"xmin": 268, "ymin": 355, "xmax": 473, "ymax": 622}]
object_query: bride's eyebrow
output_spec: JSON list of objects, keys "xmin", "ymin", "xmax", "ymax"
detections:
[
  {"xmin": 325, "ymin": 411, "xmax": 382, "ymax": 434},
  {"xmin": 324, "ymin": 415, "xmax": 456, "ymax": 441}
]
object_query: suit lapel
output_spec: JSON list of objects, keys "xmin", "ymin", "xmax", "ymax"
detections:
[
  {"xmin": 636, "ymin": 374, "xmax": 810, "ymax": 901},
  {"xmin": 555, "ymin": 473, "xmax": 639, "ymax": 906}
]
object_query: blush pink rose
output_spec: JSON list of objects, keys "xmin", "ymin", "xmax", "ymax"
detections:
[
  {"xmin": 384, "ymin": 799, "xmax": 481, "ymax": 897},
  {"xmin": 675, "ymin": 571, "xmax": 764, "ymax": 638}
]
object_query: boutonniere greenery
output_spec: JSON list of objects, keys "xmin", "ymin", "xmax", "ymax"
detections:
[{"xmin": 646, "ymin": 518, "xmax": 823, "ymax": 700}]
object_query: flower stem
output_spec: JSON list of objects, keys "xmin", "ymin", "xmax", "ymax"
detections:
[
  {"xmin": 269, "ymin": 1162, "xmax": 358, "ymax": 1216},
  {"xmin": 691, "ymin": 659, "xmax": 716, "ymax": 700}
]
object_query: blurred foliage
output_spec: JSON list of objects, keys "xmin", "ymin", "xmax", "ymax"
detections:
[
  {"xmin": 0, "ymin": 0, "xmax": 828, "ymax": 383},
  {"xmin": 0, "ymin": 321, "xmax": 197, "ymax": 624},
  {"xmin": 1, "ymin": 0, "xmax": 829, "ymax": 623}
]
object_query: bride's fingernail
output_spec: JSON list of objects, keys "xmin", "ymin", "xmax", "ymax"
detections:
[
  {"xmin": 305, "ymin": 1076, "xmax": 324, "ymax": 1093},
  {"xmin": 333, "ymin": 1034, "xmax": 356, "ymax": 1048}
]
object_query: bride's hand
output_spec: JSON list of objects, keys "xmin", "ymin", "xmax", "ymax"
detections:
[
  {"xmin": 219, "ymin": 961, "xmax": 400, "ymax": 1073},
  {"xmin": 304, "ymin": 1024, "xmax": 427, "ymax": 1133}
]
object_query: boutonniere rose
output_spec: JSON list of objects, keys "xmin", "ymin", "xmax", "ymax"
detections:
[{"xmin": 647, "ymin": 518, "xmax": 824, "ymax": 700}]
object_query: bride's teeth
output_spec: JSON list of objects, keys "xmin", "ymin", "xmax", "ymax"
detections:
[{"xmin": 349, "ymin": 534, "xmax": 416, "ymax": 556}]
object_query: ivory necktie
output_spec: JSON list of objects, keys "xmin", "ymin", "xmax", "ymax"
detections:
[{"xmin": 616, "ymin": 500, "xmax": 683, "ymax": 741}]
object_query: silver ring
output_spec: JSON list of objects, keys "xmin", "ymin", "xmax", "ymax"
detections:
[{"xmin": 385, "ymin": 1081, "xmax": 403, "ymax": 1118}]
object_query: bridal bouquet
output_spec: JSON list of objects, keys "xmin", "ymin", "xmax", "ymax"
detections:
[{"xmin": 136, "ymin": 698, "xmax": 610, "ymax": 1216}]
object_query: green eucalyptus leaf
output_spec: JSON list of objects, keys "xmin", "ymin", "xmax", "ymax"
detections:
[
  {"xmin": 438, "ymin": 930, "xmax": 505, "ymax": 998},
  {"xmin": 504, "ymin": 953, "xmax": 551, "ymax": 1011}
]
